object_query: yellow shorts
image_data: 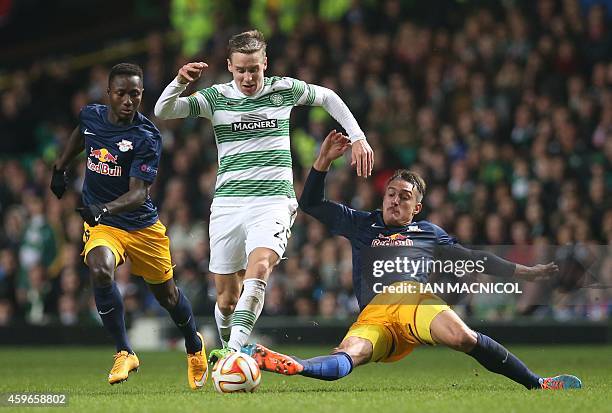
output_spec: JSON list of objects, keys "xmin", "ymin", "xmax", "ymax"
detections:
[
  {"xmin": 344, "ymin": 282, "xmax": 450, "ymax": 363},
  {"xmin": 82, "ymin": 220, "xmax": 174, "ymax": 284}
]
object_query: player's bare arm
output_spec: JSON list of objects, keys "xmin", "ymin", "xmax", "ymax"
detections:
[
  {"xmin": 54, "ymin": 126, "xmax": 85, "ymax": 170},
  {"xmin": 444, "ymin": 244, "xmax": 559, "ymax": 281},
  {"xmin": 176, "ymin": 61, "xmax": 208, "ymax": 84},
  {"xmin": 514, "ymin": 262, "xmax": 559, "ymax": 281},
  {"xmin": 313, "ymin": 130, "xmax": 351, "ymax": 172},
  {"xmin": 104, "ymin": 177, "xmax": 150, "ymax": 215},
  {"xmin": 50, "ymin": 126, "xmax": 85, "ymax": 199}
]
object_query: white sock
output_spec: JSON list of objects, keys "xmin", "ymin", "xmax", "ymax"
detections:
[
  {"xmin": 214, "ymin": 303, "xmax": 232, "ymax": 348},
  {"xmin": 227, "ymin": 278, "xmax": 267, "ymax": 351}
]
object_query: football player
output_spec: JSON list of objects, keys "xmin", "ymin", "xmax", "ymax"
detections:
[
  {"xmin": 51, "ymin": 63, "xmax": 207, "ymax": 389},
  {"xmin": 243, "ymin": 131, "xmax": 582, "ymax": 391}
]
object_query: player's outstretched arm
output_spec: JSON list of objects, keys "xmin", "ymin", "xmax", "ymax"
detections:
[
  {"xmin": 312, "ymin": 130, "xmax": 351, "ymax": 172},
  {"xmin": 442, "ymin": 244, "xmax": 559, "ymax": 280},
  {"xmin": 50, "ymin": 126, "xmax": 84, "ymax": 199},
  {"xmin": 154, "ymin": 62, "xmax": 208, "ymax": 120},
  {"xmin": 176, "ymin": 62, "xmax": 208, "ymax": 84},
  {"xmin": 304, "ymin": 84, "xmax": 374, "ymax": 177},
  {"xmin": 302, "ymin": 130, "xmax": 351, "ymax": 216},
  {"xmin": 300, "ymin": 131, "xmax": 366, "ymax": 237},
  {"xmin": 514, "ymin": 262, "xmax": 559, "ymax": 281}
]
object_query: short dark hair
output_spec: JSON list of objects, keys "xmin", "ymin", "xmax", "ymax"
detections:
[
  {"xmin": 108, "ymin": 63, "xmax": 143, "ymax": 86},
  {"xmin": 387, "ymin": 170, "xmax": 426, "ymax": 201},
  {"xmin": 228, "ymin": 30, "xmax": 267, "ymax": 57}
]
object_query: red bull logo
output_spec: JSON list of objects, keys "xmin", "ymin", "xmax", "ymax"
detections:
[
  {"xmin": 372, "ymin": 232, "xmax": 413, "ymax": 247},
  {"xmin": 90, "ymin": 147, "xmax": 118, "ymax": 164},
  {"xmin": 88, "ymin": 147, "xmax": 121, "ymax": 177}
]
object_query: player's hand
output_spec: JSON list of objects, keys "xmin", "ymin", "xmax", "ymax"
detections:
[
  {"xmin": 350, "ymin": 138, "xmax": 374, "ymax": 178},
  {"xmin": 314, "ymin": 130, "xmax": 351, "ymax": 171},
  {"xmin": 321, "ymin": 130, "xmax": 351, "ymax": 161},
  {"xmin": 518, "ymin": 262, "xmax": 559, "ymax": 281},
  {"xmin": 76, "ymin": 204, "xmax": 109, "ymax": 227},
  {"xmin": 177, "ymin": 62, "xmax": 208, "ymax": 84},
  {"xmin": 50, "ymin": 165, "xmax": 68, "ymax": 199}
]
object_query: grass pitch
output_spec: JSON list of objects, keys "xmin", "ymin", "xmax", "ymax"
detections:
[{"xmin": 0, "ymin": 345, "xmax": 609, "ymax": 413}]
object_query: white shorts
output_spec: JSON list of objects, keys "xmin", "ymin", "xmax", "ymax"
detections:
[{"xmin": 208, "ymin": 201, "xmax": 298, "ymax": 274}]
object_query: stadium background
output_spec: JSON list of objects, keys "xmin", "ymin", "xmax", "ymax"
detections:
[{"xmin": 0, "ymin": 0, "xmax": 610, "ymax": 348}]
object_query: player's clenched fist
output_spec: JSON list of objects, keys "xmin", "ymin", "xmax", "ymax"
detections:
[
  {"xmin": 50, "ymin": 165, "xmax": 68, "ymax": 199},
  {"xmin": 76, "ymin": 204, "xmax": 109, "ymax": 227},
  {"xmin": 177, "ymin": 62, "xmax": 208, "ymax": 84}
]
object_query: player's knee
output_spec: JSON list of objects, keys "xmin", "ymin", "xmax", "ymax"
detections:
[
  {"xmin": 217, "ymin": 293, "xmax": 239, "ymax": 315},
  {"xmin": 248, "ymin": 248, "xmax": 280, "ymax": 277},
  {"xmin": 249, "ymin": 259, "xmax": 273, "ymax": 278},
  {"xmin": 89, "ymin": 265, "xmax": 113, "ymax": 287},
  {"xmin": 336, "ymin": 337, "xmax": 372, "ymax": 366},
  {"xmin": 156, "ymin": 289, "xmax": 179, "ymax": 309},
  {"xmin": 448, "ymin": 328, "xmax": 477, "ymax": 352}
]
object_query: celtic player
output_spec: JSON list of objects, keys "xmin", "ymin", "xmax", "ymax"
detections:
[{"xmin": 154, "ymin": 30, "xmax": 374, "ymax": 362}]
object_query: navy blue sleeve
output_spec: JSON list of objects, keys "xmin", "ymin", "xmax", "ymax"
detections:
[
  {"xmin": 299, "ymin": 168, "xmax": 368, "ymax": 238},
  {"xmin": 130, "ymin": 132, "xmax": 161, "ymax": 184},
  {"xmin": 431, "ymin": 223, "xmax": 457, "ymax": 245},
  {"xmin": 441, "ymin": 244, "xmax": 517, "ymax": 277},
  {"xmin": 430, "ymin": 223, "xmax": 516, "ymax": 277}
]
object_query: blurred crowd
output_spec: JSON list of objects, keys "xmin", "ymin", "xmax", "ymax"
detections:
[{"xmin": 0, "ymin": 0, "xmax": 611, "ymax": 327}]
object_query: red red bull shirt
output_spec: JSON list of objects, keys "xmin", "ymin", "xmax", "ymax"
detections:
[{"xmin": 80, "ymin": 104, "xmax": 161, "ymax": 231}]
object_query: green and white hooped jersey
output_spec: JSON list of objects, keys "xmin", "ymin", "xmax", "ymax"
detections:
[{"xmin": 187, "ymin": 76, "xmax": 318, "ymax": 206}]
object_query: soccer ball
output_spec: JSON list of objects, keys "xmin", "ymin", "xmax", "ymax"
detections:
[{"xmin": 212, "ymin": 352, "xmax": 261, "ymax": 393}]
